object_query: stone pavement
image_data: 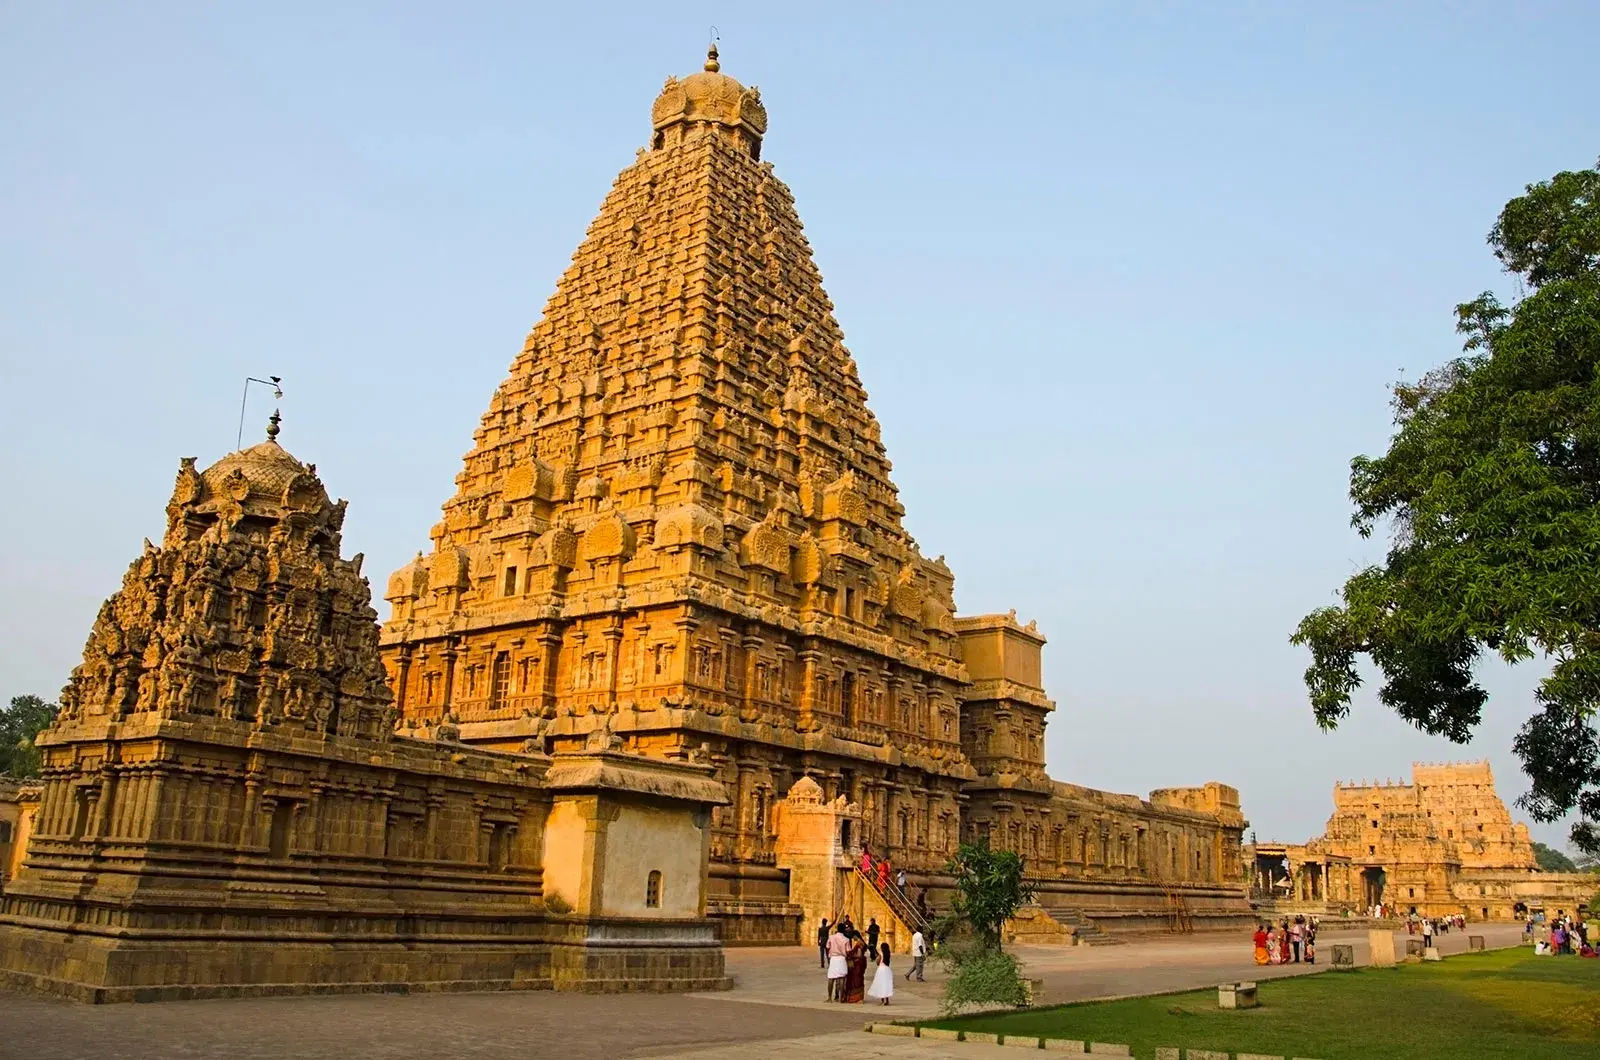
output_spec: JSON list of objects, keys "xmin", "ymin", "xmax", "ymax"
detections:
[
  {"xmin": 0, "ymin": 925, "xmax": 1527, "ymax": 1060},
  {"xmin": 634, "ymin": 1030, "xmax": 1048, "ymax": 1060}
]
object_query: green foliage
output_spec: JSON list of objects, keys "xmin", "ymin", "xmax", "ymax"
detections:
[
  {"xmin": 1293, "ymin": 160, "xmax": 1600, "ymax": 856},
  {"xmin": 937, "ymin": 942, "xmax": 1028, "ymax": 1015},
  {"xmin": 1533, "ymin": 841, "xmax": 1579, "ymax": 872},
  {"xmin": 0, "ymin": 695, "xmax": 58, "ymax": 778},
  {"xmin": 945, "ymin": 841, "xmax": 1035, "ymax": 951},
  {"xmin": 542, "ymin": 891, "xmax": 571, "ymax": 914},
  {"xmin": 919, "ymin": 945, "xmax": 1600, "ymax": 1059}
]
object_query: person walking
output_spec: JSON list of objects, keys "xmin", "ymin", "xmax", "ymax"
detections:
[
  {"xmin": 816, "ymin": 918, "xmax": 830, "ymax": 969},
  {"xmin": 867, "ymin": 943, "xmax": 895, "ymax": 1005},
  {"xmin": 825, "ymin": 923, "xmax": 850, "ymax": 1001},
  {"xmin": 866, "ymin": 918, "xmax": 880, "ymax": 960},
  {"xmin": 896, "ymin": 868, "xmax": 908, "ymax": 891},
  {"xmin": 908, "ymin": 928, "xmax": 927, "ymax": 981}
]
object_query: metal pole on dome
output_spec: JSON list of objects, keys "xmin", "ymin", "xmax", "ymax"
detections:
[{"xmin": 237, "ymin": 376, "xmax": 284, "ymax": 449}]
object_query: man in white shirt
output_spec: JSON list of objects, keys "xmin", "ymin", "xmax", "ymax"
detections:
[{"xmin": 908, "ymin": 929, "xmax": 927, "ymax": 982}]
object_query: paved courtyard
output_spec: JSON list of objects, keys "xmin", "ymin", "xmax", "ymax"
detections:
[{"xmin": 0, "ymin": 924, "xmax": 1524, "ymax": 1060}]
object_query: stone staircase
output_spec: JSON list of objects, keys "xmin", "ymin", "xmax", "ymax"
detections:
[
  {"xmin": 1050, "ymin": 906, "xmax": 1125, "ymax": 946},
  {"xmin": 1007, "ymin": 904, "xmax": 1126, "ymax": 946}
]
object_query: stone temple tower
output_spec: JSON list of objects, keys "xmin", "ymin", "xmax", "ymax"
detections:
[
  {"xmin": 380, "ymin": 45, "xmax": 973, "ymax": 940},
  {"xmin": 380, "ymin": 47, "xmax": 1250, "ymax": 943}
]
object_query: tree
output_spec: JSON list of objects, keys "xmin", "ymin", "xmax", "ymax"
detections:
[
  {"xmin": 936, "ymin": 841, "xmax": 1037, "ymax": 1014},
  {"xmin": 1533, "ymin": 841, "xmax": 1579, "ymax": 873},
  {"xmin": 1293, "ymin": 160, "xmax": 1600, "ymax": 855},
  {"xmin": 946, "ymin": 841, "xmax": 1035, "ymax": 951},
  {"xmin": 0, "ymin": 694, "xmax": 59, "ymax": 778}
]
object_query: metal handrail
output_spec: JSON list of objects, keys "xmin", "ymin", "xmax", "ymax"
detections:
[{"xmin": 856, "ymin": 863, "xmax": 932, "ymax": 936}]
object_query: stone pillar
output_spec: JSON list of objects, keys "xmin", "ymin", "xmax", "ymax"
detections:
[
  {"xmin": 740, "ymin": 629, "xmax": 762, "ymax": 722},
  {"xmin": 395, "ymin": 645, "xmax": 413, "ymax": 709},
  {"xmin": 441, "ymin": 642, "xmax": 458, "ymax": 711}
]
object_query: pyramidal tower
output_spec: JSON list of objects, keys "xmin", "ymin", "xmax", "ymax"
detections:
[{"xmin": 381, "ymin": 48, "xmax": 1247, "ymax": 942}]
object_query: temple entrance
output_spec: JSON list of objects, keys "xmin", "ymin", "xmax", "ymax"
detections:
[
  {"xmin": 1252, "ymin": 850, "xmax": 1292, "ymax": 899},
  {"xmin": 1361, "ymin": 866, "xmax": 1386, "ymax": 909}
]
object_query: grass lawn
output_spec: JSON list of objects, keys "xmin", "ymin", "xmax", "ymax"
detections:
[{"xmin": 917, "ymin": 947, "xmax": 1600, "ymax": 1060}]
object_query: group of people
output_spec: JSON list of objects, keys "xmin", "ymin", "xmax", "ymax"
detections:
[
  {"xmin": 1532, "ymin": 911, "xmax": 1595, "ymax": 957},
  {"xmin": 1252, "ymin": 914, "xmax": 1318, "ymax": 965},
  {"xmin": 817, "ymin": 915, "xmax": 928, "ymax": 1005},
  {"xmin": 858, "ymin": 846, "xmax": 934, "ymax": 921},
  {"xmin": 1405, "ymin": 914, "xmax": 1460, "ymax": 944}
]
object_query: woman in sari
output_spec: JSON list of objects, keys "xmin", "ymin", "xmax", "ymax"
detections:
[
  {"xmin": 842, "ymin": 936, "xmax": 868, "ymax": 1003},
  {"xmin": 1265, "ymin": 925, "xmax": 1281, "ymax": 965},
  {"xmin": 876, "ymin": 857, "xmax": 891, "ymax": 893},
  {"xmin": 1252, "ymin": 923, "xmax": 1270, "ymax": 965}
]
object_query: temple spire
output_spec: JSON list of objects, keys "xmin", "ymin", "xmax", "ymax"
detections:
[
  {"xmin": 266, "ymin": 408, "xmax": 281, "ymax": 443},
  {"xmin": 704, "ymin": 43, "xmax": 720, "ymax": 72}
]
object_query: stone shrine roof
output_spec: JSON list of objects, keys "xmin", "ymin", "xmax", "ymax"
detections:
[{"xmin": 651, "ymin": 44, "xmax": 767, "ymax": 140}]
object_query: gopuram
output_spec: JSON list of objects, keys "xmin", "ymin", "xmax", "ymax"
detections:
[
  {"xmin": 378, "ymin": 46, "xmax": 1251, "ymax": 943},
  {"xmin": 0, "ymin": 414, "xmax": 731, "ymax": 1001},
  {"xmin": 1251, "ymin": 761, "xmax": 1593, "ymax": 921}
]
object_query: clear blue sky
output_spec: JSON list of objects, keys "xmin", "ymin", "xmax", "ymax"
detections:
[{"xmin": 3, "ymin": 3, "xmax": 1595, "ymax": 852}]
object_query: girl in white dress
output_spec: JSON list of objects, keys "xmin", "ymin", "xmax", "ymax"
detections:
[{"xmin": 867, "ymin": 943, "xmax": 895, "ymax": 1005}]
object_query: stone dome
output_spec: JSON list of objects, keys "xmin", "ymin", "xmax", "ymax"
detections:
[
  {"xmin": 201, "ymin": 440, "xmax": 309, "ymax": 499},
  {"xmin": 194, "ymin": 412, "xmax": 329, "ymax": 513},
  {"xmin": 651, "ymin": 45, "xmax": 767, "ymax": 148},
  {"xmin": 786, "ymin": 775, "xmax": 824, "ymax": 805}
]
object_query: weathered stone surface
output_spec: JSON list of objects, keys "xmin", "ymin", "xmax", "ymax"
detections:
[
  {"xmin": 919, "ymin": 1027, "xmax": 962, "ymax": 1041},
  {"xmin": 1154, "ymin": 1049, "xmax": 1180, "ymax": 1060},
  {"xmin": 1087, "ymin": 1044, "xmax": 1132, "ymax": 1057},
  {"xmin": 1002, "ymin": 1035, "xmax": 1043, "ymax": 1048},
  {"xmin": 1187, "ymin": 1051, "xmax": 1230, "ymax": 1060},
  {"xmin": 0, "ymin": 415, "xmax": 730, "ymax": 1001},
  {"xmin": 867, "ymin": 1022, "xmax": 916, "ymax": 1036},
  {"xmin": 965, "ymin": 1031, "xmax": 1000, "ymax": 1044},
  {"xmin": 1042, "ymin": 1041, "xmax": 1087, "ymax": 1053},
  {"xmin": 377, "ymin": 44, "xmax": 1250, "ymax": 944},
  {"xmin": 1253, "ymin": 761, "xmax": 1593, "ymax": 919},
  {"xmin": 1238, "ymin": 1054, "xmax": 1286, "ymax": 1060}
]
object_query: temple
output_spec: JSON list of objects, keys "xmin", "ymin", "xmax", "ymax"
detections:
[
  {"xmin": 378, "ymin": 45, "xmax": 1250, "ymax": 942},
  {"xmin": 0, "ymin": 51, "xmax": 1254, "ymax": 1003},
  {"xmin": 1250, "ymin": 761, "xmax": 1592, "ymax": 920},
  {"xmin": 0, "ymin": 416, "xmax": 730, "ymax": 1000}
]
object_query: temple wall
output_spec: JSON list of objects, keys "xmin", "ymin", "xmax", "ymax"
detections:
[{"xmin": 599, "ymin": 802, "xmax": 706, "ymax": 918}]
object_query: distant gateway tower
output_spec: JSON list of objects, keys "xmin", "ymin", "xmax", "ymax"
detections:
[{"xmin": 380, "ymin": 47, "xmax": 1248, "ymax": 940}]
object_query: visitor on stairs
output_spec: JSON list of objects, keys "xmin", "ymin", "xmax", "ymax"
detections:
[
  {"xmin": 868, "ymin": 943, "xmax": 895, "ymax": 1005},
  {"xmin": 896, "ymin": 868, "xmax": 908, "ymax": 891},
  {"xmin": 909, "ymin": 928, "xmax": 927, "ymax": 981}
]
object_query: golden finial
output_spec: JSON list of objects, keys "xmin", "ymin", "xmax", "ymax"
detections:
[
  {"xmin": 266, "ymin": 409, "xmax": 281, "ymax": 442},
  {"xmin": 705, "ymin": 42, "xmax": 721, "ymax": 73}
]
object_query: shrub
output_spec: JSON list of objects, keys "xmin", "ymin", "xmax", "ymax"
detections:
[
  {"xmin": 543, "ymin": 891, "xmax": 572, "ymax": 914},
  {"xmin": 938, "ymin": 943, "xmax": 1028, "ymax": 1015}
]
